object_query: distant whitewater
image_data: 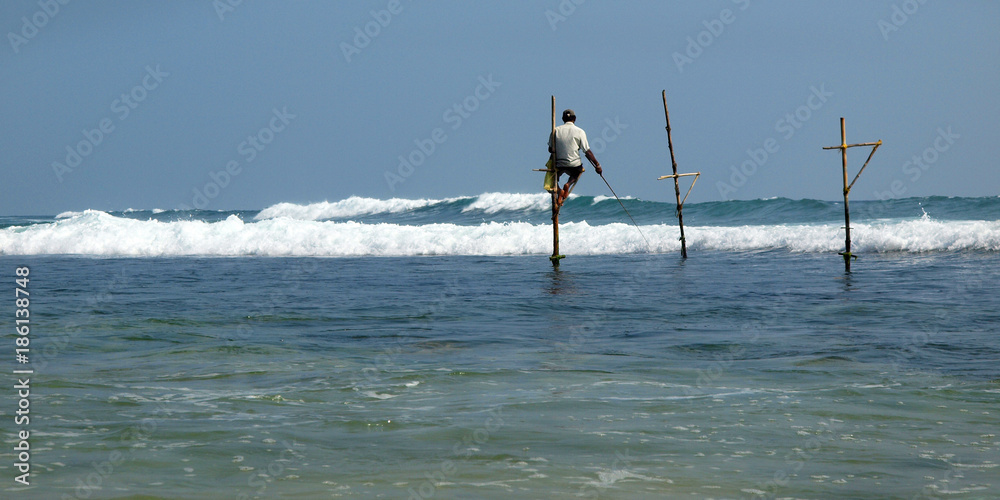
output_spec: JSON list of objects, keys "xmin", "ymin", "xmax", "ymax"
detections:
[{"xmin": 2, "ymin": 193, "xmax": 998, "ymax": 257}]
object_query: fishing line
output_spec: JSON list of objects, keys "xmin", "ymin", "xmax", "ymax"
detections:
[{"xmin": 599, "ymin": 173, "xmax": 651, "ymax": 251}]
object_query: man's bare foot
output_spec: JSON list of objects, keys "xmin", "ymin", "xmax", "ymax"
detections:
[{"xmin": 556, "ymin": 189, "xmax": 567, "ymax": 207}]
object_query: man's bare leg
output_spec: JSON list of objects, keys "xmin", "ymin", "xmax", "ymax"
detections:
[{"xmin": 556, "ymin": 172, "xmax": 581, "ymax": 207}]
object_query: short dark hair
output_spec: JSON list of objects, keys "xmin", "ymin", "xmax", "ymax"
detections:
[{"xmin": 562, "ymin": 109, "xmax": 576, "ymax": 122}]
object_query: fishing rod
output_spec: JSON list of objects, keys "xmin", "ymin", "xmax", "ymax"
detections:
[{"xmin": 599, "ymin": 173, "xmax": 651, "ymax": 251}]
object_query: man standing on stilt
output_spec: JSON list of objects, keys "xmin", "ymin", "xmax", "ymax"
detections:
[{"xmin": 548, "ymin": 109, "xmax": 602, "ymax": 207}]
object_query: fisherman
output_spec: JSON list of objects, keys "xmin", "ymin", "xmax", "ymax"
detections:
[{"xmin": 548, "ymin": 109, "xmax": 602, "ymax": 206}]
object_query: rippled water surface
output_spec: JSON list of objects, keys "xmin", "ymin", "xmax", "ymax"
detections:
[{"xmin": 1, "ymin": 250, "xmax": 997, "ymax": 498}]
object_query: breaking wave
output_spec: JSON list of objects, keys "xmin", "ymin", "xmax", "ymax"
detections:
[
  {"xmin": 254, "ymin": 192, "xmax": 642, "ymax": 221},
  {"xmin": 254, "ymin": 196, "xmax": 464, "ymax": 221},
  {"xmin": 2, "ymin": 209, "xmax": 997, "ymax": 257}
]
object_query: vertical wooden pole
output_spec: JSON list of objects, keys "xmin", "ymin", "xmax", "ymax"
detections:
[
  {"xmin": 824, "ymin": 118, "xmax": 881, "ymax": 272},
  {"xmin": 550, "ymin": 95, "xmax": 562, "ymax": 266},
  {"xmin": 840, "ymin": 117, "xmax": 851, "ymax": 272},
  {"xmin": 662, "ymin": 91, "xmax": 687, "ymax": 258}
]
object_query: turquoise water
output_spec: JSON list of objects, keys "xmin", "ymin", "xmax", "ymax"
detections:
[{"xmin": 1, "ymin": 195, "xmax": 998, "ymax": 498}]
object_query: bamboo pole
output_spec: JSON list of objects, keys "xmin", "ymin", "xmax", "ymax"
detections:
[
  {"xmin": 839, "ymin": 118, "xmax": 852, "ymax": 271},
  {"xmin": 662, "ymin": 91, "xmax": 687, "ymax": 258},
  {"xmin": 847, "ymin": 141, "xmax": 881, "ymax": 192},
  {"xmin": 549, "ymin": 95, "xmax": 564, "ymax": 265},
  {"xmin": 664, "ymin": 172, "xmax": 701, "ymax": 208},
  {"xmin": 822, "ymin": 118, "xmax": 882, "ymax": 272}
]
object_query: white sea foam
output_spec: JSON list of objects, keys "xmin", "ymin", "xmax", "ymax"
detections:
[
  {"xmin": 461, "ymin": 192, "xmax": 553, "ymax": 213},
  {"xmin": 592, "ymin": 195, "xmax": 634, "ymax": 204},
  {"xmin": 2, "ymin": 211, "xmax": 998, "ymax": 256},
  {"xmin": 257, "ymin": 192, "xmax": 559, "ymax": 220},
  {"xmin": 588, "ymin": 469, "xmax": 669, "ymax": 489},
  {"xmin": 255, "ymin": 196, "xmax": 462, "ymax": 221},
  {"xmin": 55, "ymin": 210, "xmax": 87, "ymax": 219}
]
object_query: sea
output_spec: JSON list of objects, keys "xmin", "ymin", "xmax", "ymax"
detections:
[{"xmin": 1, "ymin": 193, "xmax": 998, "ymax": 499}]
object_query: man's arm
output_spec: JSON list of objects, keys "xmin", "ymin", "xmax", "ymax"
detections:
[{"xmin": 585, "ymin": 149, "xmax": 602, "ymax": 175}]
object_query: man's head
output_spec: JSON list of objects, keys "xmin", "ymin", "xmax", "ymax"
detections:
[{"xmin": 562, "ymin": 109, "xmax": 576, "ymax": 123}]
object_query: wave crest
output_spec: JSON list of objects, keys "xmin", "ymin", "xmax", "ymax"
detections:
[
  {"xmin": 461, "ymin": 192, "xmax": 553, "ymax": 214},
  {"xmin": 3, "ymin": 211, "xmax": 997, "ymax": 257},
  {"xmin": 255, "ymin": 196, "xmax": 462, "ymax": 221}
]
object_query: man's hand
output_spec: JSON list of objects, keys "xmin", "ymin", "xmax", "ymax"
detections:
[{"xmin": 595, "ymin": 164, "xmax": 602, "ymax": 175}]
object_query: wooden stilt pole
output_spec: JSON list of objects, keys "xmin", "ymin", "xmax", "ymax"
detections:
[
  {"xmin": 839, "ymin": 118, "xmax": 852, "ymax": 272},
  {"xmin": 823, "ymin": 117, "xmax": 881, "ymax": 272},
  {"xmin": 662, "ymin": 91, "xmax": 687, "ymax": 258},
  {"xmin": 549, "ymin": 95, "xmax": 564, "ymax": 266}
]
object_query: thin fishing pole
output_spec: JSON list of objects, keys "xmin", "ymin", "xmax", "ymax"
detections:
[{"xmin": 599, "ymin": 173, "xmax": 651, "ymax": 251}]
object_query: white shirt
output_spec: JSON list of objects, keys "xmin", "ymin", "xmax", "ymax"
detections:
[{"xmin": 548, "ymin": 122, "xmax": 590, "ymax": 168}]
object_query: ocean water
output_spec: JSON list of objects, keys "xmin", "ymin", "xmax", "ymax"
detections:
[{"xmin": 1, "ymin": 193, "xmax": 998, "ymax": 499}]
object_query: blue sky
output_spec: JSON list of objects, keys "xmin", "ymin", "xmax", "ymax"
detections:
[{"xmin": 2, "ymin": 0, "xmax": 998, "ymax": 215}]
